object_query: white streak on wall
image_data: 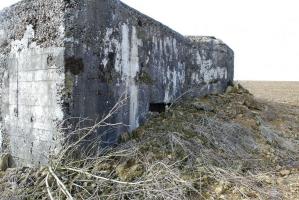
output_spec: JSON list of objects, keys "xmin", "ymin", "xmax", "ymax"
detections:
[
  {"xmin": 102, "ymin": 28, "xmax": 121, "ymax": 69},
  {"xmin": 119, "ymin": 24, "xmax": 142, "ymax": 131},
  {"xmin": 202, "ymin": 59, "xmax": 227, "ymax": 82},
  {"xmin": 0, "ymin": 128, "xmax": 2, "ymax": 152},
  {"xmin": 164, "ymin": 64, "xmax": 185, "ymax": 103},
  {"xmin": 0, "ymin": 29, "xmax": 7, "ymax": 46},
  {"xmin": 191, "ymin": 73, "xmax": 200, "ymax": 83},
  {"xmin": 178, "ymin": 62, "xmax": 186, "ymax": 85},
  {"xmin": 194, "ymin": 51, "xmax": 228, "ymax": 83},
  {"xmin": 128, "ymin": 27, "xmax": 140, "ymax": 131},
  {"xmin": 0, "ymin": 34, "xmax": 6, "ymax": 150},
  {"xmin": 196, "ymin": 51, "xmax": 202, "ymax": 65},
  {"xmin": 164, "ymin": 66, "xmax": 171, "ymax": 103},
  {"xmin": 159, "ymin": 40, "xmax": 163, "ymax": 53},
  {"xmin": 152, "ymin": 37, "xmax": 158, "ymax": 51},
  {"xmin": 119, "ymin": 25, "xmax": 130, "ymax": 76},
  {"xmin": 162, "ymin": 37, "xmax": 185, "ymax": 103},
  {"xmin": 58, "ymin": 24, "xmax": 65, "ymax": 40},
  {"xmin": 172, "ymin": 39, "xmax": 178, "ymax": 59},
  {"xmin": 102, "ymin": 28, "xmax": 113, "ymax": 67}
]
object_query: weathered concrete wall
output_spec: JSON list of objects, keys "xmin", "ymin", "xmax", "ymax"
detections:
[
  {"xmin": 63, "ymin": 0, "xmax": 234, "ymax": 144},
  {"xmin": 0, "ymin": 0, "xmax": 65, "ymax": 166},
  {"xmin": 0, "ymin": 0, "xmax": 234, "ymax": 166}
]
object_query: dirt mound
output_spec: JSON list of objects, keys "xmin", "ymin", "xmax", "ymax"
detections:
[{"xmin": 1, "ymin": 83, "xmax": 299, "ymax": 199}]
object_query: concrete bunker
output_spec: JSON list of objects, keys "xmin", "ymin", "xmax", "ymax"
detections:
[{"xmin": 0, "ymin": 0, "xmax": 234, "ymax": 166}]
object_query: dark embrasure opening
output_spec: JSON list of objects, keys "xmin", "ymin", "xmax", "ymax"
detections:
[{"xmin": 149, "ymin": 103, "xmax": 171, "ymax": 113}]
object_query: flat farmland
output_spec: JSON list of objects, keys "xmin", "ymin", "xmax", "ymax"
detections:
[{"xmin": 239, "ymin": 81, "xmax": 299, "ymax": 106}]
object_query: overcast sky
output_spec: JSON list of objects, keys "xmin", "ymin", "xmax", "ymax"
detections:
[{"xmin": 1, "ymin": 0, "xmax": 298, "ymax": 81}]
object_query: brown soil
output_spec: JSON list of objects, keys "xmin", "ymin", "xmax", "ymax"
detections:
[{"xmin": 239, "ymin": 81, "xmax": 299, "ymax": 106}]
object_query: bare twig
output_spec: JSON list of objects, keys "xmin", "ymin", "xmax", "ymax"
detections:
[{"xmin": 49, "ymin": 167, "xmax": 74, "ymax": 200}]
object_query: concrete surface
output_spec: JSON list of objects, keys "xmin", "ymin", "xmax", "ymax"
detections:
[{"xmin": 0, "ymin": 0, "xmax": 234, "ymax": 166}]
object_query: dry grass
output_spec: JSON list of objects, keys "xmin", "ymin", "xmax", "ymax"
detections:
[
  {"xmin": 1, "ymin": 83, "xmax": 299, "ymax": 199},
  {"xmin": 239, "ymin": 81, "xmax": 299, "ymax": 106}
]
